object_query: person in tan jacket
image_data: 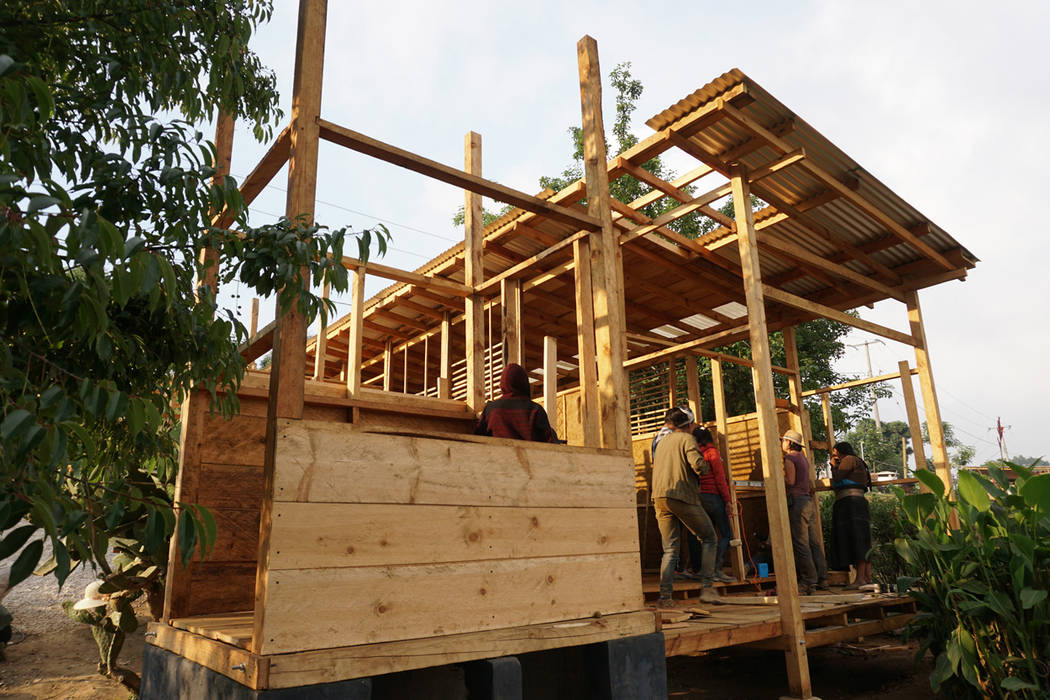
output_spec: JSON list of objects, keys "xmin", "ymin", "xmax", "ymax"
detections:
[{"xmin": 651, "ymin": 408, "xmax": 721, "ymax": 606}]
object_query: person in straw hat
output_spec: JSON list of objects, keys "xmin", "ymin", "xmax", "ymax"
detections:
[{"xmin": 781, "ymin": 429, "xmax": 828, "ymax": 595}]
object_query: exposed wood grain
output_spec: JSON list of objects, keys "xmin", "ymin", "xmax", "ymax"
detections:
[
  {"xmin": 148, "ymin": 622, "xmax": 267, "ymax": 689},
  {"xmin": 898, "ymin": 360, "xmax": 927, "ymax": 472}
]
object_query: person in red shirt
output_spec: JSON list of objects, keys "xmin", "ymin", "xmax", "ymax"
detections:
[
  {"xmin": 692, "ymin": 427, "xmax": 736, "ymax": 583},
  {"xmin": 474, "ymin": 363, "xmax": 560, "ymax": 443}
]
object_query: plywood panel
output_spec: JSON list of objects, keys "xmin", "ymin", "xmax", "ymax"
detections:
[
  {"xmin": 198, "ymin": 508, "xmax": 260, "ymax": 562},
  {"xmin": 352, "ymin": 408, "xmax": 473, "ymax": 434},
  {"xmin": 268, "ymin": 503, "xmax": 637, "ymax": 570},
  {"xmin": 258, "ymin": 552, "xmax": 641, "ymax": 654},
  {"xmin": 272, "ymin": 420, "xmax": 634, "ymax": 508},
  {"xmin": 200, "ymin": 413, "xmax": 266, "ymax": 467},
  {"xmin": 197, "ymin": 464, "xmax": 265, "ymax": 510},
  {"xmin": 187, "ymin": 562, "xmax": 256, "ymax": 615}
]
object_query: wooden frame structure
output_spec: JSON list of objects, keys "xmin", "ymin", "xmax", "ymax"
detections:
[{"xmin": 150, "ymin": 3, "xmax": 977, "ymax": 698}]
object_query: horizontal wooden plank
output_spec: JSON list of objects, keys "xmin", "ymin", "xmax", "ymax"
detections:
[
  {"xmin": 318, "ymin": 120, "xmax": 601, "ymax": 231},
  {"xmin": 664, "ymin": 620, "xmax": 781, "ymax": 655},
  {"xmin": 258, "ymin": 552, "xmax": 642, "ymax": 654},
  {"xmin": 198, "ymin": 508, "xmax": 259, "ymax": 562},
  {"xmin": 188, "ymin": 562, "xmax": 256, "ymax": 616},
  {"xmin": 268, "ymin": 503, "xmax": 638, "ymax": 570},
  {"xmin": 200, "ymin": 413, "xmax": 265, "ymax": 467},
  {"xmin": 273, "ymin": 420, "xmax": 636, "ymax": 508},
  {"xmin": 197, "ymin": 464, "xmax": 264, "ymax": 510},
  {"xmin": 148, "ymin": 622, "xmax": 267, "ymax": 689},
  {"xmin": 170, "ymin": 612, "xmax": 254, "ymax": 648},
  {"xmin": 265, "ymin": 610, "xmax": 656, "ymax": 687}
]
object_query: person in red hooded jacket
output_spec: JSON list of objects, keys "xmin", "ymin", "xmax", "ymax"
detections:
[
  {"xmin": 474, "ymin": 363, "xmax": 560, "ymax": 443},
  {"xmin": 691, "ymin": 427, "xmax": 737, "ymax": 582}
]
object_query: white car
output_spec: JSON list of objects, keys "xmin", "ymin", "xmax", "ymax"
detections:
[{"xmin": 873, "ymin": 471, "xmax": 899, "ymax": 482}]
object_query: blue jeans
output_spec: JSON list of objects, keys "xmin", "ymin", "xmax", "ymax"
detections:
[
  {"xmin": 654, "ymin": 497, "xmax": 716, "ymax": 599},
  {"xmin": 699, "ymin": 493, "xmax": 732, "ymax": 568}
]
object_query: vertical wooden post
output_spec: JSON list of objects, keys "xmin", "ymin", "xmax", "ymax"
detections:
[
  {"xmin": 464, "ymin": 132, "xmax": 486, "ymax": 412},
  {"xmin": 686, "ymin": 354, "xmax": 701, "ymax": 422},
  {"xmin": 254, "ymin": 0, "xmax": 327, "ymax": 656},
  {"xmin": 897, "ymin": 360, "xmax": 928, "ymax": 475},
  {"xmin": 784, "ymin": 326, "xmax": 824, "ymax": 552},
  {"xmin": 382, "ymin": 339, "xmax": 393, "ymax": 392},
  {"xmin": 312, "ymin": 282, "xmax": 330, "ymax": 381},
  {"xmin": 731, "ymin": 163, "xmax": 811, "ymax": 698},
  {"xmin": 821, "ymin": 392, "xmax": 835, "ymax": 449},
  {"xmin": 345, "ymin": 267, "xmax": 365, "ymax": 395},
  {"xmin": 501, "ymin": 278, "xmax": 522, "ymax": 366},
  {"xmin": 163, "ymin": 110, "xmax": 237, "ymax": 623},
  {"xmin": 403, "ymin": 347, "xmax": 408, "ymax": 394},
  {"xmin": 543, "ymin": 335, "xmax": 558, "ymax": 424},
  {"xmin": 573, "ymin": 238, "xmax": 600, "ymax": 446},
  {"xmin": 439, "ymin": 311, "xmax": 452, "ymax": 399},
  {"xmin": 667, "ymin": 359, "xmax": 678, "ymax": 408},
  {"xmin": 249, "ymin": 298, "xmax": 259, "ymax": 338},
  {"xmin": 906, "ymin": 292, "xmax": 951, "ymax": 491},
  {"xmin": 711, "ymin": 357, "xmax": 745, "ymax": 580},
  {"xmin": 577, "ymin": 36, "xmax": 630, "ymax": 452}
]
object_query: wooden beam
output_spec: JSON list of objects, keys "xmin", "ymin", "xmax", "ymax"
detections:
[
  {"xmin": 501, "ymin": 278, "xmax": 522, "ymax": 366},
  {"xmin": 249, "ymin": 298, "xmax": 259, "ymax": 337},
  {"xmin": 318, "ymin": 119, "xmax": 601, "ymax": 231},
  {"xmin": 906, "ymin": 291, "xmax": 951, "ymax": 490},
  {"xmin": 346, "ymin": 266, "xmax": 365, "ymax": 395},
  {"xmin": 578, "ymin": 36, "xmax": 630, "ymax": 451},
  {"xmin": 254, "ymin": 0, "xmax": 326, "ymax": 657},
  {"xmin": 543, "ymin": 336, "xmax": 558, "ymax": 426},
  {"xmin": 821, "ymin": 392, "xmax": 835, "ymax": 449},
  {"xmin": 801, "ymin": 368, "xmax": 917, "ymax": 397},
  {"xmin": 311, "ymin": 283, "xmax": 330, "ymax": 380},
  {"xmin": 761, "ymin": 285, "xmax": 915, "ymax": 347},
  {"xmin": 475, "ymin": 230, "xmax": 587, "ymax": 296},
  {"xmin": 731, "ymin": 162, "xmax": 811, "ymax": 698},
  {"xmin": 439, "ymin": 312, "xmax": 452, "ymax": 399},
  {"xmin": 464, "ymin": 132, "xmax": 486, "ymax": 412},
  {"xmin": 574, "ymin": 237, "xmax": 600, "ymax": 447},
  {"xmin": 898, "ymin": 360, "xmax": 927, "ymax": 474},
  {"xmin": 382, "ymin": 339, "xmax": 393, "ymax": 392},
  {"xmin": 784, "ymin": 326, "xmax": 825, "ymax": 557},
  {"xmin": 340, "ymin": 256, "xmax": 471, "ymax": 297},
  {"xmin": 685, "ymin": 354, "xmax": 701, "ymax": 423}
]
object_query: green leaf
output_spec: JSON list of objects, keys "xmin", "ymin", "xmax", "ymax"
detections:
[
  {"xmin": 8, "ymin": 538, "xmax": 44, "ymax": 588},
  {"xmin": 913, "ymin": 468, "xmax": 944, "ymax": 499},
  {"xmin": 177, "ymin": 510, "xmax": 198, "ymax": 568},
  {"xmin": 194, "ymin": 505, "xmax": 217, "ymax": 560},
  {"xmin": 127, "ymin": 398, "xmax": 145, "ymax": 436},
  {"xmin": 0, "ymin": 525, "xmax": 38, "ymax": 560},
  {"xmin": 1001, "ymin": 677, "xmax": 1040, "ymax": 691},
  {"xmin": 957, "ymin": 470, "xmax": 990, "ymax": 511},
  {"xmin": 1019, "ymin": 588, "xmax": 1047, "ymax": 609},
  {"xmin": 1019, "ymin": 473, "xmax": 1050, "ymax": 512},
  {"xmin": 1, "ymin": 408, "xmax": 34, "ymax": 441},
  {"xmin": 27, "ymin": 194, "xmax": 61, "ymax": 213}
]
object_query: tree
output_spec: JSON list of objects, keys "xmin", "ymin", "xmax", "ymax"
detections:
[
  {"xmin": 984, "ymin": 454, "xmax": 1049, "ymax": 468},
  {"xmin": 921, "ymin": 422, "xmax": 977, "ymax": 467},
  {"xmin": 0, "ymin": 0, "xmax": 388, "ymax": 605},
  {"xmin": 841, "ymin": 419, "xmax": 913, "ymax": 476}
]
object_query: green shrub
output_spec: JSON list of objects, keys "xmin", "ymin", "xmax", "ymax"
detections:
[{"xmin": 894, "ymin": 465, "xmax": 1050, "ymax": 698}]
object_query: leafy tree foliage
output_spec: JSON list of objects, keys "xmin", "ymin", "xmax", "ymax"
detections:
[
  {"xmin": 985, "ymin": 454, "xmax": 1049, "ymax": 468},
  {"xmin": 921, "ymin": 422, "xmax": 977, "ymax": 467},
  {"xmin": 0, "ymin": 1, "xmax": 388, "ymax": 597},
  {"xmin": 842, "ymin": 418, "xmax": 914, "ymax": 476}
]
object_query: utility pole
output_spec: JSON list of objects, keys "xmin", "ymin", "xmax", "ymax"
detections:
[
  {"xmin": 849, "ymin": 339, "xmax": 885, "ymax": 429},
  {"xmin": 996, "ymin": 417, "xmax": 1011, "ymax": 461}
]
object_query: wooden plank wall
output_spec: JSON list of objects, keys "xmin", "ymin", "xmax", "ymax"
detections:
[{"xmin": 257, "ymin": 420, "xmax": 642, "ymax": 655}]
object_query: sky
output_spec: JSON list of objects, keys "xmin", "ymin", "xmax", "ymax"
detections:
[{"xmin": 217, "ymin": 0, "xmax": 1050, "ymax": 466}]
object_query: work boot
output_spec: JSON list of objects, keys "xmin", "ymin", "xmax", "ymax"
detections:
[
  {"xmin": 712, "ymin": 572, "xmax": 736, "ymax": 584},
  {"xmin": 698, "ymin": 586, "xmax": 722, "ymax": 605},
  {"xmin": 815, "ymin": 579, "xmax": 831, "ymax": 591}
]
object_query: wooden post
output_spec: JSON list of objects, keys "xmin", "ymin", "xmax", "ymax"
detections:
[
  {"xmin": 897, "ymin": 360, "xmax": 928, "ymax": 475},
  {"xmin": 712, "ymin": 357, "xmax": 745, "ymax": 580},
  {"xmin": 501, "ymin": 278, "xmax": 522, "ymax": 366},
  {"xmin": 249, "ymin": 298, "xmax": 259, "ymax": 338},
  {"xmin": 403, "ymin": 346, "xmax": 408, "ymax": 394},
  {"xmin": 439, "ymin": 311, "xmax": 452, "ymax": 399},
  {"xmin": 577, "ymin": 36, "xmax": 630, "ymax": 452},
  {"xmin": 464, "ymin": 132, "xmax": 486, "ymax": 412},
  {"xmin": 784, "ymin": 326, "xmax": 824, "ymax": 554},
  {"xmin": 543, "ymin": 335, "xmax": 558, "ymax": 424},
  {"xmin": 821, "ymin": 392, "xmax": 835, "ymax": 449},
  {"xmin": 162, "ymin": 111, "xmax": 235, "ymax": 622},
  {"xmin": 254, "ymin": 0, "xmax": 327, "ymax": 656},
  {"xmin": 731, "ymin": 163, "xmax": 811, "ymax": 698},
  {"xmin": 686, "ymin": 354, "xmax": 701, "ymax": 422},
  {"xmin": 382, "ymin": 339, "xmax": 393, "ymax": 392},
  {"xmin": 312, "ymin": 282, "xmax": 330, "ymax": 381},
  {"xmin": 345, "ymin": 267, "xmax": 365, "ymax": 395},
  {"xmin": 668, "ymin": 358, "xmax": 678, "ymax": 408},
  {"xmin": 906, "ymin": 292, "xmax": 951, "ymax": 491},
  {"xmin": 573, "ymin": 238, "xmax": 600, "ymax": 446}
]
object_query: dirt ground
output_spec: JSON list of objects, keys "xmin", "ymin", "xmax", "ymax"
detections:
[{"xmin": 1, "ymin": 571, "xmax": 936, "ymax": 699}]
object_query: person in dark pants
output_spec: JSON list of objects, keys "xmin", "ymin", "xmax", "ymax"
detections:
[
  {"xmin": 474, "ymin": 363, "xmax": 560, "ymax": 443},
  {"xmin": 652, "ymin": 408, "xmax": 721, "ymax": 607},
  {"xmin": 829, "ymin": 441, "xmax": 873, "ymax": 588},
  {"xmin": 781, "ymin": 429, "xmax": 828, "ymax": 594},
  {"xmin": 692, "ymin": 427, "xmax": 736, "ymax": 582}
]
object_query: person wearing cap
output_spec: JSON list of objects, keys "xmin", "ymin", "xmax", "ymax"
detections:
[
  {"xmin": 652, "ymin": 407, "xmax": 721, "ymax": 606},
  {"xmin": 829, "ymin": 441, "xmax": 873, "ymax": 588},
  {"xmin": 474, "ymin": 363, "xmax": 560, "ymax": 443},
  {"xmin": 781, "ymin": 429, "xmax": 828, "ymax": 594}
]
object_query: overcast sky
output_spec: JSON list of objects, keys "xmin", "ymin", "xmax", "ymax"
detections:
[{"xmin": 220, "ymin": 0, "xmax": 1049, "ymax": 466}]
